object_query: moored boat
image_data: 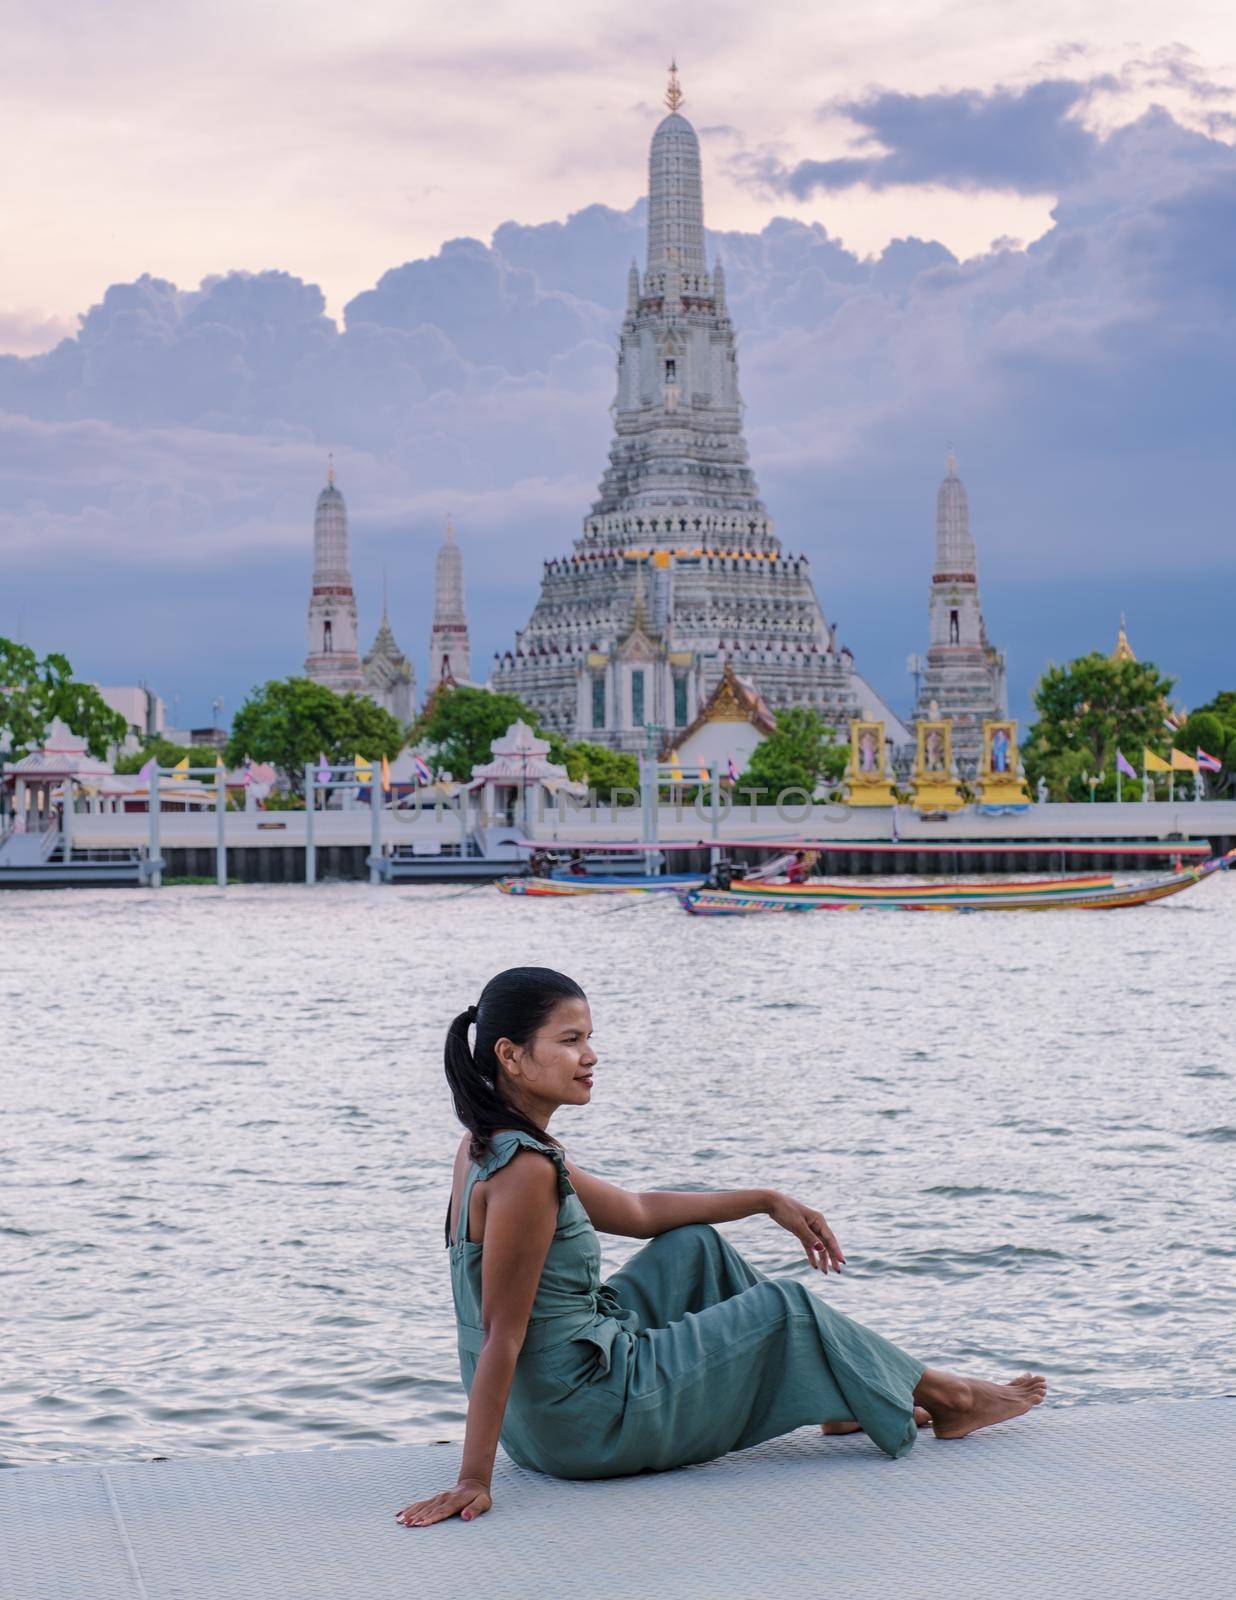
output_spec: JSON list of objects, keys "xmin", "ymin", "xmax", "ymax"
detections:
[
  {"xmin": 678, "ymin": 852, "xmax": 1235, "ymax": 915},
  {"xmin": 498, "ymin": 874, "xmax": 705, "ymax": 897}
]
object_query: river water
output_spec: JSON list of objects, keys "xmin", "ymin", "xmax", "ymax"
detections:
[{"xmin": 2, "ymin": 878, "xmax": 1233, "ymax": 1468}]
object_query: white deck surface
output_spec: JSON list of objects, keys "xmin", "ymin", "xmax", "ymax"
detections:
[{"xmin": 3, "ymin": 1399, "xmax": 1231, "ymax": 1600}]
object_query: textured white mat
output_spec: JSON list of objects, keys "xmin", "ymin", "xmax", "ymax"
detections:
[{"xmin": 2, "ymin": 1399, "xmax": 1232, "ymax": 1600}]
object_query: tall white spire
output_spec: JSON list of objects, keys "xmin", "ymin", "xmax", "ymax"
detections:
[
  {"xmin": 584, "ymin": 65, "xmax": 769, "ymax": 546},
  {"xmin": 305, "ymin": 462, "xmax": 363, "ymax": 691},
  {"xmin": 646, "ymin": 62, "xmax": 707, "ymax": 282},
  {"xmin": 935, "ymin": 452, "xmax": 978, "ymax": 578},
  {"xmin": 429, "ymin": 515, "xmax": 471, "ymax": 685},
  {"xmin": 914, "ymin": 453, "xmax": 1006, "ymax": 764}
]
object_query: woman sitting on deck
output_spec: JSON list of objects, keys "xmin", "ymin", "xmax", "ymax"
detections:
[{"xmin": 396, "ymin": 967, "xmax": 1046, "ymax": 1528}]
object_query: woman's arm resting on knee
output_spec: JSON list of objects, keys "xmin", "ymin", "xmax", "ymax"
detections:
[
  {"xmin": 569, "ymin": 1165, "xmax": 846, "ymax": 1271},
  {"xmin": 567, "ymin": 1161, "xmax": 775, "ymax": 1238},
  {"xmin": 395, "ymin": 1150, "xmax": 558, "ymax": 1528}
]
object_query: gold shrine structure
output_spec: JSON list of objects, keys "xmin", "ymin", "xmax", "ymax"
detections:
[
  {"xmin": 846, "ymin": 720, "xmax": 897, "ymax": 806},
  {"xmin": 977, "ymin": 719, "xmax": 1031, "ymax": 808},
  {"xmin": 909, "ymin": 720, "xmax": 965, "ymax": 812}
]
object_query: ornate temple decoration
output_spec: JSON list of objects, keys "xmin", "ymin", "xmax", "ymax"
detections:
[
  {"xmin": 1111, "ymin": 614, "xmax": 1136, "ymax": 663},
  {"xmin": 493, "ymin": 69, "xmax": 901, "ymax": 752},
  {"xmin": 977, "ymin": 719, "xmax": 1031, "ymax": 809},
  {"xmin": 912, "ymin": 456, "xmax": 1007, "ymax": 770},
  {"xmin": 658, "ymin": 659, "xmax": 776, "ymax": 774},
  {"xmin": 846, "ymin": 720, "xmax": 898, "ymax": 807},
  {"xmin": 909, "ymin": 719, "xmax": 965, "ymax": 813},
  {"xmin": 305, "ymin": 462, "xmax": 364, "ymax": 693},
  {"xmin": 363, "ymin": 576, "xmax": 416, "ymax": 724}
]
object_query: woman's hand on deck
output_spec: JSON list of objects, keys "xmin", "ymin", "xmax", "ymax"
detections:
[
  {"xmin": 395, "ymin": 1478, "xmax": 492, "ymax": 1528},
  {"xmin": 765, "ymin": 1192, "xmax": 846, "ymax": 1273}
]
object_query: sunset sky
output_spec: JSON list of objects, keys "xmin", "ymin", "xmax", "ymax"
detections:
[{"xmin": 3, "ymin": 0, "xmax": 1234, "ymax": 727}]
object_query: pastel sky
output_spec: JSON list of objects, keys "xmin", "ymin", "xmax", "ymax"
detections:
[{"xmin": 2, "ymin": 0, "xmax": 1234, "ymax": 730}]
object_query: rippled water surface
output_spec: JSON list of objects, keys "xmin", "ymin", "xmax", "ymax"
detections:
[{"xmin": 3, "ymin": 878, "xmax": 1234, "ymax": 1467}]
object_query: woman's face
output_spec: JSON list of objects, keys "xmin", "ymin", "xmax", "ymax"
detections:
[{"xmin": 501, "ymin": 996, "xmax": 596, "ymax": 1114}]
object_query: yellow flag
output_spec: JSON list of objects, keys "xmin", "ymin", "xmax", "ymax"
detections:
[
  {"xmin": 215, "ymin": 754, "xmax": 225, "ymax": 770},
  {"xmin": 1143, "ymin": 749, "xmax": 1170, "ymax": 773},
  {"xmin": 354, "ymin": 753, "xmax": 372, "ymax": 784},
  {"xmin": 171, "ymin": 755, "xmax": 190, "ymax": 782},
  {"xmin": 381, "ymin": 754, "xmax": 392, "ymax": 792},
  {"xmin": 669, "ymin": 748, "xmax": 683, "ymax": 783},
  {"xmin": 698, "ymin": 765, "xmax": 710, "ymax": 784},
  {"xmin": 1170, "ymin": 748, "xmax": 1199, "ymax": 773}
]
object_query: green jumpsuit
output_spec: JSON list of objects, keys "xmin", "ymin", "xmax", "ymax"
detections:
[{"xmin": 446, "ymin": 1128, "xmax": 925, "ymax": 1480}]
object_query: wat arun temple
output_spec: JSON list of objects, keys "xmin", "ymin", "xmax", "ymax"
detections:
[
  {"xmin": 304, "ymin": 68, "xmax": 1006, "ymax": 771},
  {"xmin": 492, "ymin": 67, "xmax": 919, "ymax": 752}
]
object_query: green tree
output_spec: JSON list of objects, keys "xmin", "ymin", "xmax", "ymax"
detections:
[
  {"xmin": 1024, "ymin": 653, "xmax": 1175, "ymax": 802},
  {"xmin": 115, "ymin": 737, "xmax": 220, "ymax": 775},
  {"xmin": 0, "ymin": 637, "xmax": 127, "ymax": 764},
  {"xmin": 1176, "ymin": 695, "xmax": 1236, "ymax": 797},
  {"xmin": 411, "ymin": 685, "xmax": 542, "ymax": 780},
  {"xmin": 346, "ymin": 693, "xmax": 410, "ymax": 758},
  {"xmin": 735, "ymin": 707, "xmax": 847, "ymax": 802},
  {"xmin": 225, "ymin": 677, "xmax": 404, "ymax": 789},
  {"xmin": 560, "ymin": 741, "xmax": 640, "ymax": 803}
]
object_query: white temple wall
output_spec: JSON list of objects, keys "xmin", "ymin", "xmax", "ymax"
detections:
[{"xmin": 675, "ymin": 719, "xmax": 766, "ymax": 775}]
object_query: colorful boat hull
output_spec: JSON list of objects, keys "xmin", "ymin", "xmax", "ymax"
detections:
[
  {"xmin": 678, "ymin": 854, "xmax": 1234, "ymax": 915},
  {"xmin": 498, "ymin": 874, "xmax": 704, "ymax": 897}
]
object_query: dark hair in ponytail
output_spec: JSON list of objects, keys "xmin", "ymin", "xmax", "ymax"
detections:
[{"xmin": 444, "ymin": 966, "xmax": 586, "ymax": 1160}]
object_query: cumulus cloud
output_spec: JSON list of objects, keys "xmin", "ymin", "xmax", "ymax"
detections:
[
  {"xmin": 1, "ymin": 78, "xmax": 1234, "ymax": 723},
  {"xmin": 0, "ymin": 307, "xmax": 75, "ymax": 358}
]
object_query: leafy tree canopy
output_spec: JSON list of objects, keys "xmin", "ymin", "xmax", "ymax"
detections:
[
  {"xmin": 735, "ymin": 707, "xmax": 847, "ymax": 802},
  {"xmin": 114, "ymin": 737, "xmax": 222, "ymax": 775},
  {"xmin": 224, "ymin": 677, "xmax": 405, "ymax": 789},
  {"xmin": 411, "ymin": 685, "xmax": 542, "ymax": 780},
  {"xmin": 558, "ymin": 740, "xmax": 640, "ymax": 803},
  {"xmin": 0, "ymin": 637, "xmax": 127, "ymax": 764},
  {"xmin": 1175, "ymin": 693, "xmax": 1236, "ymax": 796},
  {"xmin": 1024, "ymin": 653, "xmax": 1175, "ymax": 801}
]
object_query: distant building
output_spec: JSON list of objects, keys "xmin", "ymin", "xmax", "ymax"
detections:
[
  {"xmin": 492, "ymin": 66, "xmax": 896, "ymax": 751},
  {"xmin": 97, "ymin": 685, "xmax": 165, "ymax": 750},
  {"xmin": 912, "ymin": 455, "xmax": 1007, "ymax": 767},
  {"xmin": 304, "ymin": 464, "xmax": 364, "ymax": 693},
  {"xmin": 363, "ymin": 580, "xmax": 416, "ymax": 724},
  {"xmin": 428, "ymin": 517, "xmax": 472, "ymax": 688}
]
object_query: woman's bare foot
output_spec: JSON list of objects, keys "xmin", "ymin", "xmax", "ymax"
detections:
[
  {"xmin": 914, "ymin": 1367, "xmax": 1046, "ymax": 1440},
  {"xmin": 821, "ymin": 1406, "xmax": 932, "ymax": 1437}
]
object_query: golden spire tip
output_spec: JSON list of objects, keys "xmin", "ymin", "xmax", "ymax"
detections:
[{"xmin": 665, "ymin": 60, "xmax": 683, "ymax": 114}]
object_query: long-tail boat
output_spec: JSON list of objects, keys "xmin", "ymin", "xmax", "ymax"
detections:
[
  {"xmin": 499, "ymin": 870, "xmax": 1110, "ymax": 901},
  {"xmin": 497, "ymin": 874, "xmax": 705, "ymax": 897},
  {"xmin": 678, "ymin": 852, "xmax": 1235, "ymax": 915}
]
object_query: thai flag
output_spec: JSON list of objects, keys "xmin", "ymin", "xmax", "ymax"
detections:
[
  {"xmin": 1197, "ymin": 747, "xmax": 1223, "ymax": 773},
  {"xmin": 1163, "ymin": 709, "xmax": 1183, "ymax": 733},
  {"xmin": 413, "ymin": 754, "xmax": 432, "ymax": 784}
]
